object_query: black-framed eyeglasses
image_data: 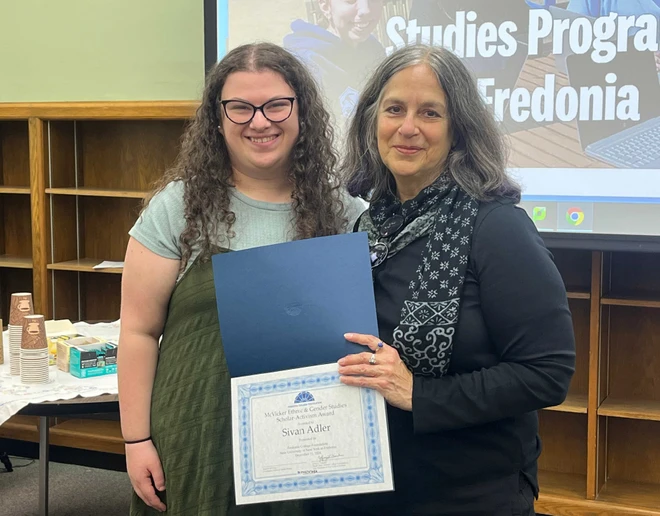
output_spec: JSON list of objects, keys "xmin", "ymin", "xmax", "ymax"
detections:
[{"xmin": 219, "ymin": 97, "xmax": 296, "ymax": 125}]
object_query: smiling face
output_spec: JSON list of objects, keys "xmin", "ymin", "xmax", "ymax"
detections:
[
  {"xmin": 377, "ymin": 64, "xmax": 453, "ymax": 200},
  {"xmin": 219, "ymin": 70, "xmax": 299, "ymax": 180},
  {"xmin": 319, "ymin": 0, "xmax": 384, "ymax": 45}
]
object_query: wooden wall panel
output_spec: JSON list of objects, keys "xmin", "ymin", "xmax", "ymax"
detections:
[
  {"xmin": 81, "ymin": 197, "xmax": 141, "ymax": 261},
  {"xmin": 82, "ymin": 273, "xmax": 122, "ymax": 322},
  {"xmin": 552, "ymin": 249, "xmax": 592, "ymax": 292},
  {"xmin": 608, "ymin": 419, "xmax": 660, "ymax": 485},
  {"xmin": 0, "ymin": 121, "xmax": 30, "ymax": 187},
  {"xmin": 0, "ymin": 269, "xmax": 33, "ymax": 325},
  {"xmin": 539, "ymin": 411, "xmax": 588, "ymax": 476},
  {"xmin": 48, "ymin": 121, "xmax": 76, "ymax": 189},
  {"xmin": 608, "ymin": 307, "xmax": 660, "ymax": 402},
  {"xmin": 50, "ymin": 196, "xmax": 78, "ymax": 264},
  {"xmin": 2, "ymin": 195, "xmax": 32, "ymax": 257},
  {"xmin": 607, "ymin": 252, "xmax": 660, "ymax": 297},
  {"xmin": 78, "ymin": 120, "xmax": 184, "ymax": 191},
  {"xmin": 568, "ymin": 299, "xmax": 590, "ymax": 398},
  {"xmin": 51, "ymin": 271, "xmax": 79, "ymax": 321}
]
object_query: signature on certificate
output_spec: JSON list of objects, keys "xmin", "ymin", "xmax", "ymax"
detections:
[{"xmin": 318, "ymin": 453, "xmax": 344, "ymax": 463}]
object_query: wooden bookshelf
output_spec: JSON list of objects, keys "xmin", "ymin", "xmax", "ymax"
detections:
[
  {"xmin": 1, "ymin": 103, "xmax": 660, "ymax": 515},
  {"xmin": 0, "ymin": 119, "xmax": 33, "ymax": 323},
  {"xmin": 38, "ymin": 110, "xmax": 190, "ymax": 321}
]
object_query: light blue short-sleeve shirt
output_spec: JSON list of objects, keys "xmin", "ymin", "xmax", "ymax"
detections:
[{"xmin": 129, "ymin": 180, "xmax": 366, "ymax": 277}]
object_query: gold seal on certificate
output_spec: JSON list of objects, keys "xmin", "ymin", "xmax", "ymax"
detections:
[{"xmin": 230, "ymin": 363, "xmax": 393, "ymax": 504}]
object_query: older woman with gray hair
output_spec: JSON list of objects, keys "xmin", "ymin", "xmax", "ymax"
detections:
[{"xmin": 330, "ymin": 44, "xmax": 576, "ymax": 515}]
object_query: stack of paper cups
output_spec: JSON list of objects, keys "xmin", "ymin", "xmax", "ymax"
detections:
[
  {"xmin": 0, "ymin": 318, "xmax": 4, "ymax": 365},
  {"xmin": 8, "ymin": 293, "xmax": 34, "ymax": 376},
  {"xmin": 20, "ymin": 315, "xmax": 49, "ymax": 384}
]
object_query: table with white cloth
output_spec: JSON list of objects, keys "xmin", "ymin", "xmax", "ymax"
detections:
[{"xmin": 0, "ymin": 321, "xmax": 121, "ymax": 516}]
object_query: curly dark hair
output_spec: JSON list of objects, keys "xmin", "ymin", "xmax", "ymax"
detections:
[{"xmin": 144, "ymin": 42, "xmax": 347, "ymax": 271}]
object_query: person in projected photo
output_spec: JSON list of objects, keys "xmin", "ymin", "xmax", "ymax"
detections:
[
  {"xmin": 284, "ymin": 0, "xmax": 386, "ymax": 124},
  {"xmin": 325, "ymin": 44, "xmax": 576, "ymax": 515},
  {"xmin": 117, "ymin": 42, "xmax": 364, "ymax": 516}
]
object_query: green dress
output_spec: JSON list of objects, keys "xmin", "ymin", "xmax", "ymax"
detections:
[{"xmin": 130, "ymin": 253, "xmax": 307, "ymax": 516}]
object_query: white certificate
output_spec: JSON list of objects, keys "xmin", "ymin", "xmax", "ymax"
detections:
[{"xmin": 230, "ymin": 363, "xmax": 394, "ymax": 505}]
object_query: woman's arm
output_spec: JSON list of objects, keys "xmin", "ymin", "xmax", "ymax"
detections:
[
  {"xmin": 412, "ymin": 204, "xmax": 576, "ymax": 433},
  {"xmin": 118, "ymin": 237, "xmax": 180, "ymax": 441},
  {"xmin": 118, "ymin": 237, "xmax": 180, "ymax": 511}
]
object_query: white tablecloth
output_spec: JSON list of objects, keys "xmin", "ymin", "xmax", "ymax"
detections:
[{"xmin": 0, "ymin": 321, "xmax": 120, "ymax": 426}]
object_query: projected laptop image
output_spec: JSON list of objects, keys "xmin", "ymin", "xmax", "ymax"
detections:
[
  {"xmin": 566, "ymin": 47, "xmax": 660, "ymax": 169},
  {"xmin": 548, "ymin": 5, "xmax": 597, "ymax": 75}
]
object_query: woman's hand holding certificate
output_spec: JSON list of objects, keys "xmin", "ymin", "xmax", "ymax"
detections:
[{"xmin": 338, "ymin": 333, "xmax": 413, "ymax": 412}]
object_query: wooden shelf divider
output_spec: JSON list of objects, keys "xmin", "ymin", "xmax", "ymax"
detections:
[
  {"xmin": 538, "ymin": 470, "xmax": 587, "ymax": 501},
  {"xmin": 0, "ymin": 255, "xmax": 33, "ymax": 269},
  {"xmin": 567, "ymin": 290, "xmax": 591, "ymax": 300},
  {"xmin": 49, "ymin": 419, "xmax": 124, "ymax": 455},
  {"xmin": 0, "ymin": 186, "xmax": 30, "ymax": 194},
  {"xmin": 586, "ymin": 250, "xmax": 603, "ymax": 500},
  {"xmin": 29, "ymin": 117, "xmax": 49, "ymax": 319},
  {"xmin": 601, "ymin": 294, "xmax": 660, "ymax": 309},
  {"xmin": 598, "ymin": 479, "xmax": 660, "ymax": 512},
  {"xmin": 537, "ymin": 495, "xmax": 660, "ymax": 515},
  {"xmin": 0, "ymin": 415, "xmax": 124, "ymax": 455},
  {"xmin": 48, "ymin": 258, "xmax": 123, "ymax": 274},
  {"xmin": 46, "ymin": 187, "xmax": 147, "ymax": 199},
  {"xmin": 545, "ymin": 393, "xmax": 588, "ymax": 414},
  {"xmin": 0, "ymin": 101, "xmax": 198, "ymax": 120},
  {"xmin": 0, "ymin": 415, "xmax": 40, "ymax": 442},
  {"xmin": 598, "ymin": 398, "xmax": 660, "ymax": 422}
]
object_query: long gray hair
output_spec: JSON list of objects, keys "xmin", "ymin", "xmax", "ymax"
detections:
[{"xmin": 344, "ymin": 44, "xmax": 521, "ymax": 203}]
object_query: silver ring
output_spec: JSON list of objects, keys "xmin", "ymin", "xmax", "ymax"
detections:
[{"xmin": 369, "ymin": 353, "xmax": 377, "ymax": 365}]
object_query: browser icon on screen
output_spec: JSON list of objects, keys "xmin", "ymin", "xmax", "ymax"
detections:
[
  {"xmin": 566, "ymin": 207, "xmax": 585, "ymax": 226},
  {"xmin": 532, "ymin": 207, "xmax": 547, "ymax": 221}
]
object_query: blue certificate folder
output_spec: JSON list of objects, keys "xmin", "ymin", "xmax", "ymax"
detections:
[{"xmin": 212, "ymin": 232, "xmax": 378, "ymax": 377}]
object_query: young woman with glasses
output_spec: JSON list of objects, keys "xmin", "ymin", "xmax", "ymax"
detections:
[{"xmin": 117, "ymin": 42, "xmax": 365, "ymax": 516}]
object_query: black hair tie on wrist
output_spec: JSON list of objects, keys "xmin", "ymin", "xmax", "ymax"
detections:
[{"xmin": 124, "ymin": 436, "xmax": 152, "ymax": 445}]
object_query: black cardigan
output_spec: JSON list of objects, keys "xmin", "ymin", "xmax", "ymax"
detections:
[{"xmin": 327, "ymin": 199, "xmax": 576, "ymax": 515}]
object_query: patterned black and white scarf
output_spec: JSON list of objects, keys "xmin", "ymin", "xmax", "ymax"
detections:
[{"xmin": 358, "ymin": 176, "xmax": 478, "ymax": 377}]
